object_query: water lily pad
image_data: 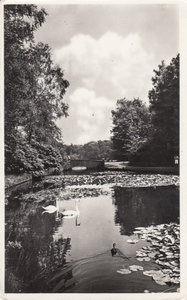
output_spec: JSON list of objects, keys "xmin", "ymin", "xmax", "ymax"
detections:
[
  {"xmin": 153, "ymin": 274, "xmax": 167, "ymax": 282},
  {"xmin": 162, "ymin": 269, "xmax": 172, "ymax": 274},
  {"xmin": 117, "ymin": 268, "xmax": 131, "ymax": 275},
  {"xmin": 138, "ymin": 256, "xmax": 151, "ymax": 262},
  {"xmin": 133, "ymin": 230, "xmax": 143, "ymax": 234},
  {"xmin": 173, "ymin": 268, "xmax": 180, "ymax": 273},
  {"xmin": 137, "ymin": 258, "xmax": 144, "ymax": 262},
  {"xmin": 154, "ymin": 280, "xmax": 167, "ymax": 286},
  {"xmin": 170, "ymin": 261, "xmax": 178, "ymax": 266},
  {"xmin": 129, "ymin": 265, "xmax": 144, "ymax": 271},
  {"xmin": 143, "ymin": 270, "xmax": 157, "ymax": 277},
  {"xmin": 170, "ymin": 278, "xmax": 180, "ymax": 284},
  {"xmin": 135, "ymin": 227, "xmax": 145, "ymax": 230},
  {"xmin": 148, "ymin": 253, "xmax": 156, "ymax": 258},
  {"xmin": 136, "ymin": 251, "xmax": 147, "ymax": 257},
  {"xmin": 127, "ymin": 239, "xmax": 139, "ymax": 244}
]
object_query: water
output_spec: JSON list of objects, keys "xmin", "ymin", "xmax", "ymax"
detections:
[{"xmin": 5, "ymin": 176, "xmax": 179, "ymax": 293}]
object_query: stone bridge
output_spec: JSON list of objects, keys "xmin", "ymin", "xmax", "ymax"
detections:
[{"xmin": 70, "ymin": 159, "xmax": 105, "ymax": 170}]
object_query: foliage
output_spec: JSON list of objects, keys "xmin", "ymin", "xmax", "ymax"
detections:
[
  {"xmin": 148, "ymin": 54, "xmax": 179, "ymax": 164},
  {"xmin": 111, "ymin": 98, "xmax": 152, "ymax": 160},
  {"xmin": 4, "ymin": 5, "xmax": 47, "ymax": 137},
  {"xmin": 111, "ymin": 55, "xmax": 179, "ymax": 166},
  {"xmin": 5, "ymin": 131, "xmax": 67, "ymax": 174},
  {"xmin": 64, "ymin": 140, "xmax": 113, "ymax": 161},
  {"xmin": 132, "ymin": 54, "xmax": 179, "ymax": 166},
  {"xmin": 5, "ymin": 5, "xmax": 70, "ymax": 173}
]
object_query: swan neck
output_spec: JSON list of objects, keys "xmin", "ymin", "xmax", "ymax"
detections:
[{"xmin": 75, "ymin": 201, "xmax": 79, "ymax": 212}]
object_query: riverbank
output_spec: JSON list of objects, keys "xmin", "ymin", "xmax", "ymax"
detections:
[
  {"xmin": 5, "ymin": 173, "xmax": 32, "ymax": 189},
  {"xmin": 105, "ymin": 161, "xmax": 179, "ymax": 174}
]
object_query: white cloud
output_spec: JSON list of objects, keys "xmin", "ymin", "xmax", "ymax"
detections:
[
  {"xmin": 55, "ymin": 31, "xmax": 156, "ymax": 144},
  {"xmin": 66, "ymin": 88, "xmax": 116, "ymax": 144},
  {"xmin": 54, "ymin": 31, "xmax": 154, "ymax": 101}
]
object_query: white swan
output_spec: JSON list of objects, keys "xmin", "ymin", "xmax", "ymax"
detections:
[
  {"xmin": 62, "ymin": 199, "xmax": 80, "ymax": 218},
  {"xmin": 42, "ymin": 198, "xmax": 59, "ymax": 214}
]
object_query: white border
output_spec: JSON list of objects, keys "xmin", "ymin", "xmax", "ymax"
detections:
[{"xmin": 1, "ymin": 1, "xmax": 186, "ymax": 300}]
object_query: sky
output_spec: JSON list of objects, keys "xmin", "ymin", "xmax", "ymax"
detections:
[{"xmin": 35, "ymin": 4, "xmax": 179, "ymax": 145}]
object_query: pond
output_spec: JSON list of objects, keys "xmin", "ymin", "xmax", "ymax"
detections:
[{"xmin": 5, "ymin": 172, "xmax": 179, "ymax": 293}]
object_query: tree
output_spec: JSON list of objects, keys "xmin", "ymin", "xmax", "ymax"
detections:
[
  {"xmin": 63, "ymin": 140, "xmax": 113, "ymax": 161},
  {"xmin": 5, "ymin": 5, "xmax": 69, "ymax": 145},
  {"xmin": 4, "ymin": 5, "xmax": 47, "ymax": 137},
  {"xmin": 148, "ymin": 54, "xmax": 179, "ymax": 164},
  {"xmin": 18, "ymin": 42, "xmax": 69, "ymax": 144},
  {"xmin": 111, "ymin": 98, "xmax": 151, "ymax": 160},
  {"xmin": 4, "ymin": 5, "xmax": 70, "ymax": 173}
]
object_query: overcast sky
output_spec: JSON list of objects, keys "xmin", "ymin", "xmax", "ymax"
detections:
[{"xmin": 35, "ymin": 4, "xmax": 179, "ymax": 145}]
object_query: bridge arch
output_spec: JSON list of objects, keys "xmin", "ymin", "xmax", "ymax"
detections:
[{"xmin": 70, "ymin": 159, "xmax": 104, "ymax": 170}]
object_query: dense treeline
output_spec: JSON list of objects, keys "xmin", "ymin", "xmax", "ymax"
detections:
[
  {"xmin": 64, "ymin": 140, "xmax": 112, "ymax": 161},
  {"xmin": 5, "ymin": 5, "xmax": 69, "ymax": 174},
  {"xmin": 111, "ymin": 54, "xmax": 179, "ymax": 166}
]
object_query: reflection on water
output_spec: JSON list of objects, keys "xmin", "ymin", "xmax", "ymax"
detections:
[
  {"xmin": 113, "ymin": 186, "xmax": 179, "ymax": 235},
  {"xmin": 5, "ymin": 208, "xmax": 71, "ymax": 292},
  {"xmin": 5, "ymin": 182, "xmax": 179, "ymax": 293}
]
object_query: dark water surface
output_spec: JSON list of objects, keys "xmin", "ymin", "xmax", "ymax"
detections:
[{"xmin": 5, "ymin": 177, "xmax": 179, "ymax": 293}]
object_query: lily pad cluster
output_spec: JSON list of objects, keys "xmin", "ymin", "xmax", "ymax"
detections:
[
  {"xmin": 61, "ymin": 187, "xmax": 109, "ymax": 200},
  {"xmin": 134, "ymin": 223, "xmax": 180, "ymax": 285},
  {"xmin": 143, "ymin": 270, "xmax": 176, "ymax": 286},
  {"xmin": 51, "ymin": 173, "xmax": 179, "ymax": 188}
]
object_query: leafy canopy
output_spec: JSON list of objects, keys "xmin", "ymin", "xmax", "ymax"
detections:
[
  {"xmin": 148, "ymin": 54, "xmax": 179, "ymax": 155},
  {"xmin": 5, "ymin": 5, "xmax": 70, "ymax": 173},
  {"xmin": 5, "ymin": 4, "xmax": 69, "ymax": 144},
  {"xmin": 111, "ymin": 98, "xmax": 151, "ymax": 160}
]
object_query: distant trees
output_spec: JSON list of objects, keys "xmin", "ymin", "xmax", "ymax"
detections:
[
  {"xmin": 5, "ymin": 5, "xmax": 69, "ymax": 173},
  {"xmin": 111, "ymin": 54, "xmax": 179, "ymax": 166},
  {"xmin": 111, "ymin": 99, "xmax": 151, "ymax": 161},
  {"xmin": 64, "ymin": 140, "xmax": 113, "ymax": 161}
]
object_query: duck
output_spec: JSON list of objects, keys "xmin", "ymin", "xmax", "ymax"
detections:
[
  {"xmin": 42, "ymin": 198, "xmax": 60, "ymax": 214},
  {"xmin": 62, "ymin": 199, "xmax": 80, "ymax": 218}
]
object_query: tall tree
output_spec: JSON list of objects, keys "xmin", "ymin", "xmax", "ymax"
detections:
[
  {"xmin": 111, "ymin": 98, "xmax": 151, "ymax": 160},
  {"xmin": 18, "ymin": 42, "xmax": 69, "ymax": 144},
  {"xmin": 4, "ymin": 5, "xmax": 70, "ymax": 173},
  {"xmin": 5, "ymin": 5, "xmax": 69, "ymax": 145},
  {"xmin": 4, "ymin": 5, "xmax": 47, "ymax": 137},
  {"xmin": 148, "ymin": 54, "xmax": 179, "ymax": 163}
]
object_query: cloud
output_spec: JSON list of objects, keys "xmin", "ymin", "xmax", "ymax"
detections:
[
  {"xmin": 65, "ymin": 88, "xmax": 116, "ymax": 144},
  {"xmin": 54, "ymin": 31, "xmax": 154, "ymax": 101},
  {"xmin": 55, "ymin": 31, "xmax": 156, "ymax": 144}
]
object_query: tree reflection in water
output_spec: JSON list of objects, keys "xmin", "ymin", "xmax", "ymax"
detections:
[
  {"xmin": 5, "ymin": 203, "xmax": 71, "ymax": 293},
  {"xmin": 113, "ymin": 185, "xmax": 179, "ymax": 236}
]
